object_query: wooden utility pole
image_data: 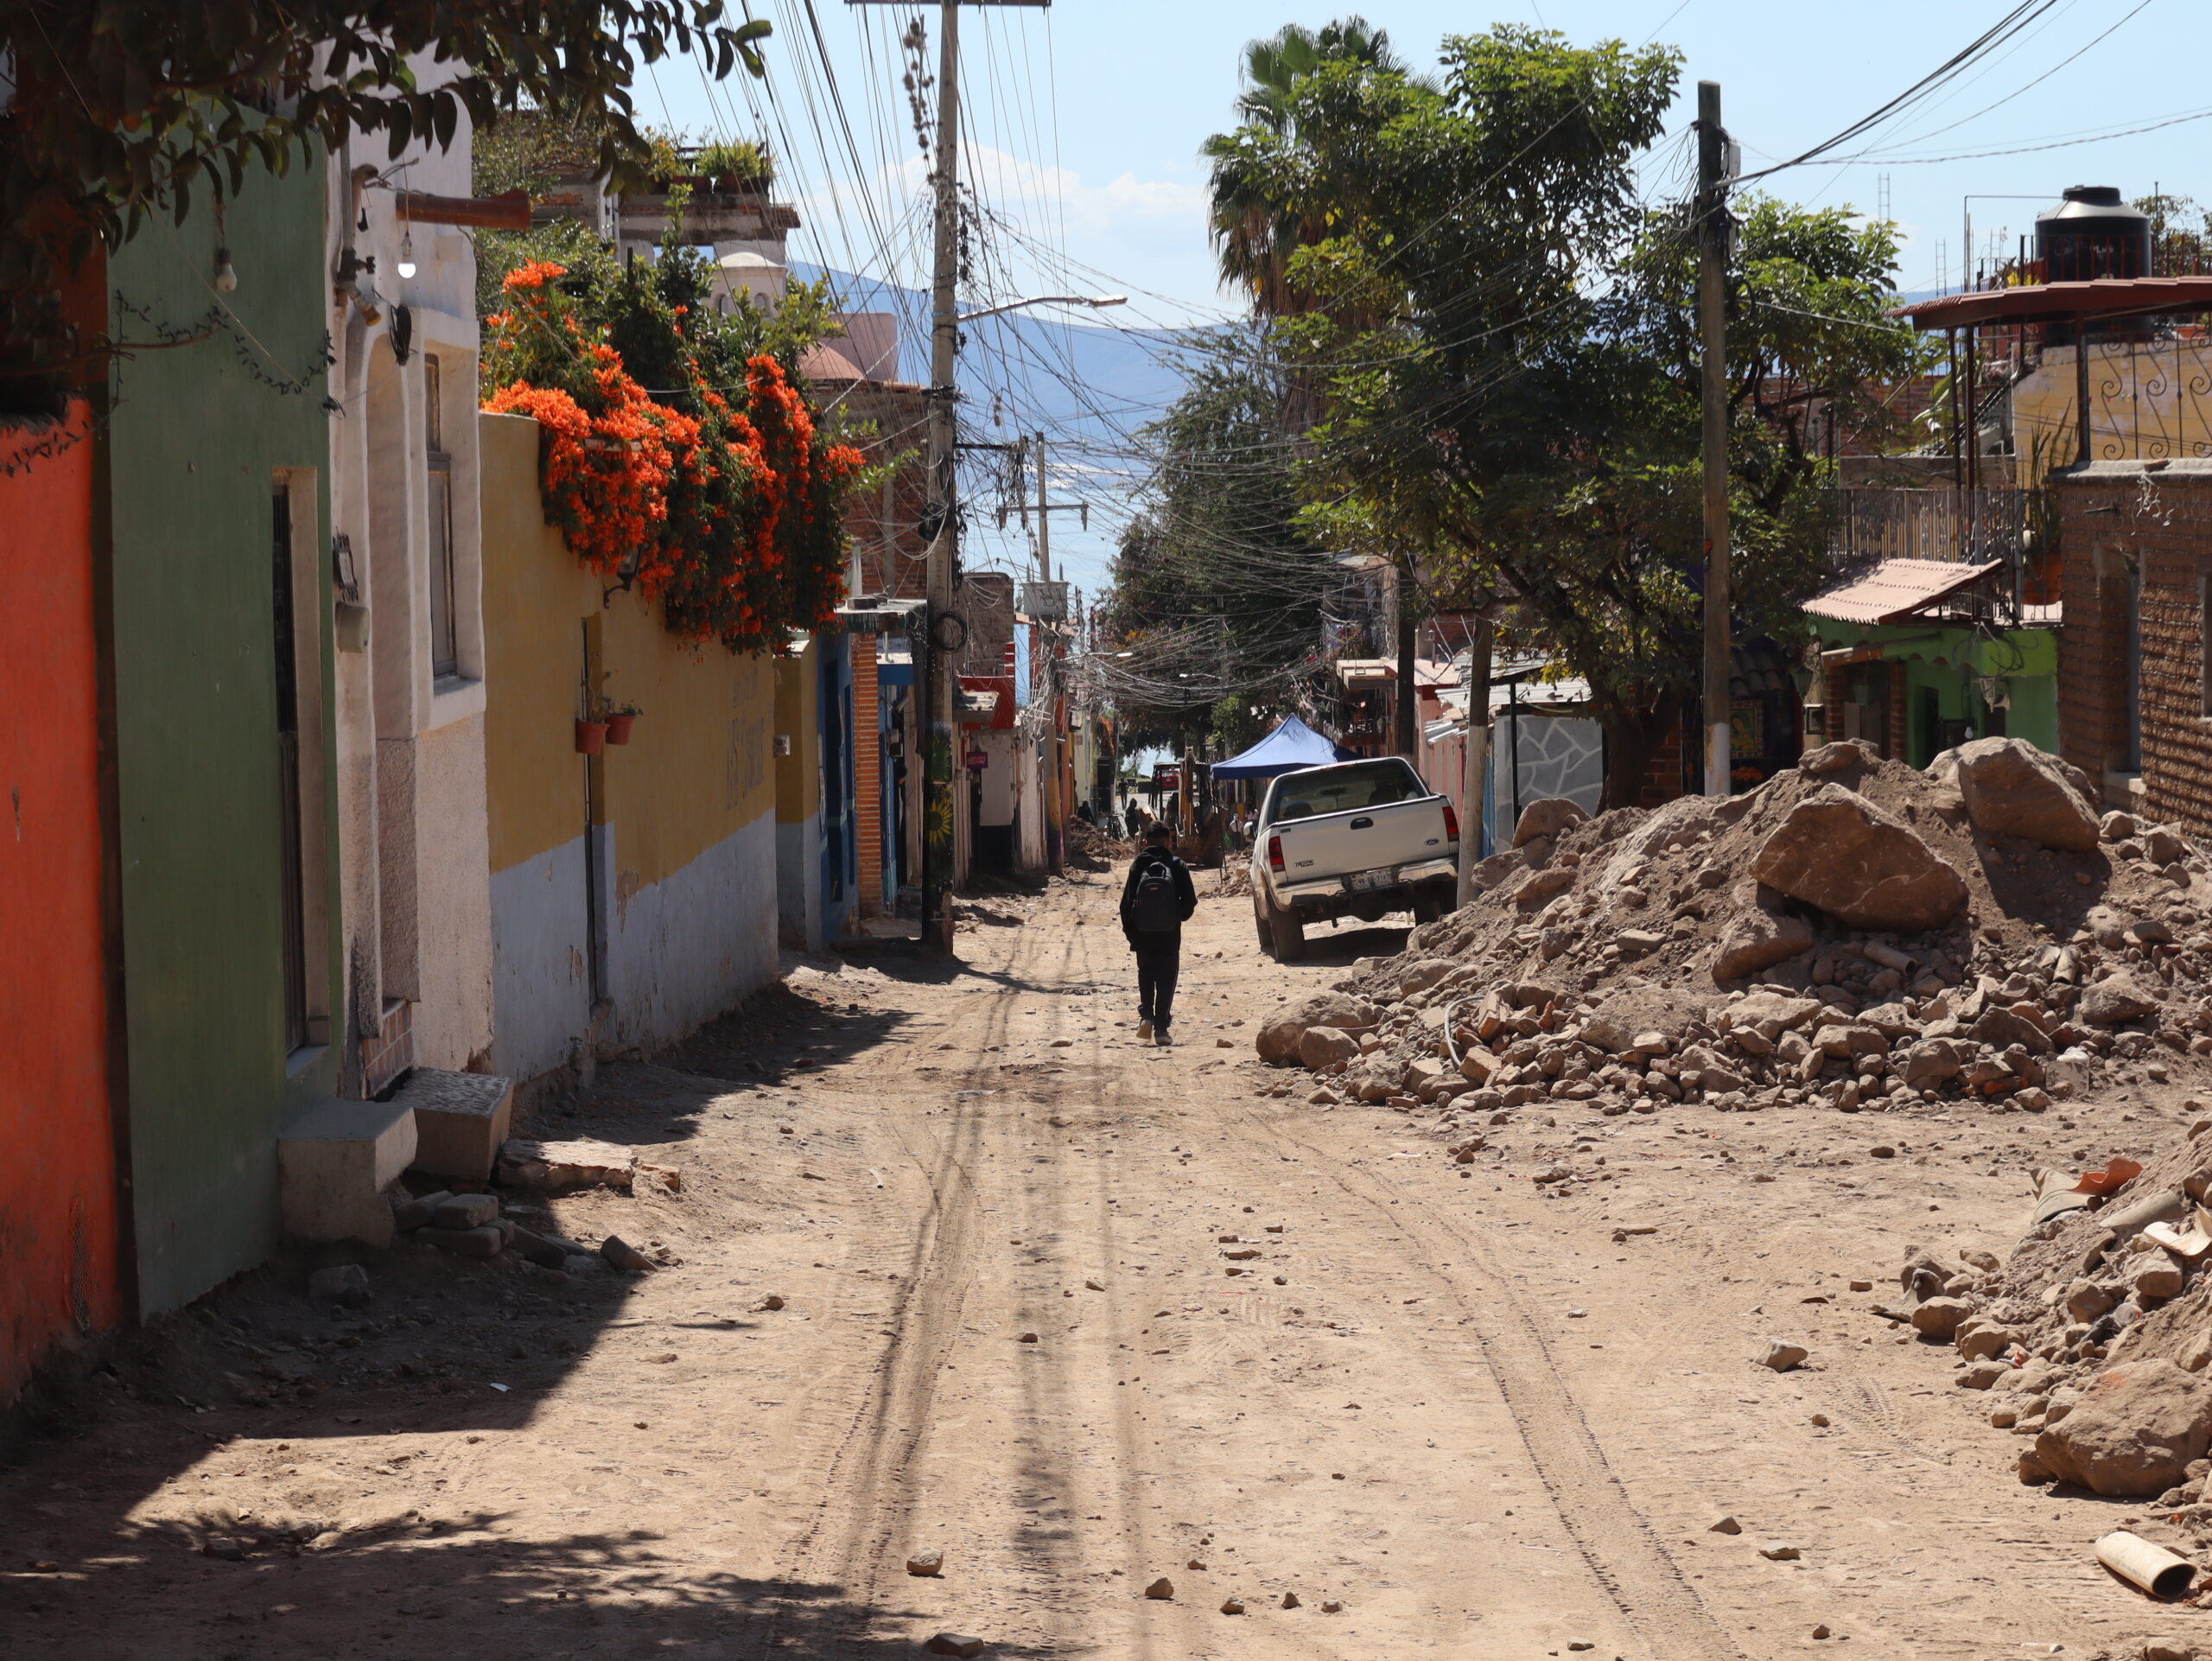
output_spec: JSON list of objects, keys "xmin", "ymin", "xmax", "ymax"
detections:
[
  {"xmin": 1036, "ymin": 430, "xmax": 1063, "ymax": 874},
  {"xmin": 1456, "ymin": 608, "xmax": 1494, "ymax": 907},
  {"xmin": 851, "ymin": 0, "xmax": 1049, "ymax": 948},
  {"xmin": 1697, "ymin": 80, "xmax": 1732, "ymax": 799}
]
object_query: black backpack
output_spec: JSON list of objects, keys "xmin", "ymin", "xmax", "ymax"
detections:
[{"xmin": 1129, "ymin": 856, "xmax": 1181, "ymax": 932}]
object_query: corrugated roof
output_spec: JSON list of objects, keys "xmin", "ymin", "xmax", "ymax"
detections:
[{"xmin": 1802, "ymin": 558, "xmax": 2003, "ymax": 626}]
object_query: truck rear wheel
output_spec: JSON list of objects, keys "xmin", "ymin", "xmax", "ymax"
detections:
[
  {"xmin": 1253, "ymin": 895, "xmax": 1274, "ymax": 951},
  {"xmin": 1267, "ymin": 895, "xmax": 1305, "ymax": 963},
  {"xmin": 1412, "ymin": 887, "xmax": 1450, "ymax": 926}
]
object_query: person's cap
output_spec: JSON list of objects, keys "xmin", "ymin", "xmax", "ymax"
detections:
[{"xmin": 1143, "ymin": 821, "xmax": 1173, "ymax": 841}]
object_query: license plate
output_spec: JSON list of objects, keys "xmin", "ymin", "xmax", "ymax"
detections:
[{"xmin": 1344, "ymin": 867, "xmax": 1396, "ymax": 893}]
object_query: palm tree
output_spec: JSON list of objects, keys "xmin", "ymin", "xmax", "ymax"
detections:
[{"xmin": 1202, "ymin": 17, "xmax": 1414, "ymax": 315}]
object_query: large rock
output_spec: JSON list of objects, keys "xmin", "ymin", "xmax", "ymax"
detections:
[
  {"xmin": 1750, "ymin": 785, "xmax": 1968, "ymax": 932},
  {"xmin": 1799, "ymin": 739, "xmax": 1878, "ymax": 775},
  {"xmin": 1256, "ymin": 990, "xmax": 1382, "ymax": 1065},
  {"xmin": 1297, "ymin": 1026, "xmax": 1360, "ymax": 1070},
  {"xmin": 2035, "ymin": 1359, "xmax": 2212, "ymax": 1497},
  {"xmin": 1972, "ymin": 1006, "xmax": 2053, "ymax": 1055},
  {"xmin": 1951, "ymin": 737, "xmax": 2101, "ymax": 852},
  {"xmin": 1899, "ymin": 1038, "xmax": 1967, "ymax": 1087},
  {"xmin": 2080, "ymin": 973, "xmax": 2160, "ymax": 1028},
  {"xmin": 1513, "ymin": 798, "xmax": 1588, "ymax": 849},
  {"xmin": 495, "ymin": 1137, "xmax": 637, "ymax": 1193},
  {"xmin": 1711, "ymin": 910, "xmax": 1815, "ymax": 983},
  {"xmin": 1728, "ymin": 991, "xmax": 1824, "ymax": 1041}
]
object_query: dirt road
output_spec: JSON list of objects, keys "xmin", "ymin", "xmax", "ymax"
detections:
[{"xmin": 3, "ymin": 861, "xmax": 2188, "ymax": 1658}]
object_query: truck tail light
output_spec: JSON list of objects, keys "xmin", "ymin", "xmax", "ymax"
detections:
[
  {"xmin": 1442, "ymin": 803, "xmax": 1460, "ymax": 843},
  {"xmin": 1267, "ymin": 834, "xmax": 1284, "ymax": 873}
]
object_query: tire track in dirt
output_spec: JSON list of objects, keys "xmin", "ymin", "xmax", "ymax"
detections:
[
  {"xmin": 1223, "ymin": 1103, "xmax": 1748, "ymax": 1661},
  {"xmin": 741, "ymin": 980, "xmax": 1015, "ymax": 1655}
]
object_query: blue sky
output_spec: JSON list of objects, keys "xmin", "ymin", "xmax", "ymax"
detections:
[{"xmin": 642, "ymin": 1, "xmax": 2196, "ymax": 590}]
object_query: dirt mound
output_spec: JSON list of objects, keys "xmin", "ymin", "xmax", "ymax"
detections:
[
  {"xmin": 1256, "ymin": 742, "xmax": 2212, "ymax": 1123},
  {"xmin": 1065, "ymin": 814, "xmax": 1124, "ymax": 870}
]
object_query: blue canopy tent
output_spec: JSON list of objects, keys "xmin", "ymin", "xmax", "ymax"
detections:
[{"xmin": 1211, "ymin": 715, "xmax": 1352, "ymax": 780}]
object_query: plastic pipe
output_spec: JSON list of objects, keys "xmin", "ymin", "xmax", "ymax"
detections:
[{"xmin": 2095, "ymin": 1531, "xmax": 2196, "ymax": 1600}]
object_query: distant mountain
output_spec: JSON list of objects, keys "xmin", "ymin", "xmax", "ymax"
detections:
[{"xmin": 793, "ymin": 263, "xmax": 1200, "ymax": 590}]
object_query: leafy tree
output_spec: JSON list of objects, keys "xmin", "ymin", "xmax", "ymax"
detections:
[
  {"xmin": 1201, "ymin": 16, "xmax": 1427, "ymax": 318},
  {"xmin": 0, "ymin": 0, "xmax": 769, "ymax": 382},
  {"xmin": 1099, "ymin": 333, "xmax": 1334, "ymax": 744},
  {"xmin": 1263, "ymin": 27, "xmax": 1921, "ymax": 804}
]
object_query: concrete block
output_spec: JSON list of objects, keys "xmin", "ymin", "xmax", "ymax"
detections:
[
  {"xmin": 430, "ymin": 1193, "xmax": 499, "ymax": 1231},
  {"xmin": 279, "ymin": 1098, "xmax": 417, "ymax": 1247},
  {"xmin": 393, "ymin": 1067, "xmax": 515, "ymax": 1182}
]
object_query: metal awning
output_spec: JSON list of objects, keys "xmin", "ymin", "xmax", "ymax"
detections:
[
  {"xmin": 1897, "ymin": 276, "xmax": 2212, "ymax": 331},
  {"xmin": 1803, "ymin": 557, "xmax": 2003, "ymax": 626},
  {"xmin": 835, "ymin": 595, "xmax": 926, "ymax": 636}
]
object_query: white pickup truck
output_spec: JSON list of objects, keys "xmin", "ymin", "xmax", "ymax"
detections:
[{"xmin": 1249, "ymin": 756, "xmax": 1459, "ymax": 962}]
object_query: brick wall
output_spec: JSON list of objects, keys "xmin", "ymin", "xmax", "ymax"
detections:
[
  {"xmin": 2057, "ymin": 460, "xmax": 2212, "ymax": 831},
  {"xmin": 851, "ymin": 635, "xmax": 882, "ymax": 913}
]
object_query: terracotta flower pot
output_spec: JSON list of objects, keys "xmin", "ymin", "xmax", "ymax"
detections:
[
  {"xmin": 605, "ymin": 714, "xmax": 637, "ymax": 745},
  {"xmin": 575, "ymin": 718, "xmax": 608, "ymax": 755}
]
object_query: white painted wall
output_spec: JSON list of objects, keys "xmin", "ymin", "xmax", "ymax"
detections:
[
  {"xmin": 610, "ymin": 811, "xmax": 779, "ymax": 1049},
  {"xmin": 489, "ymin": 835, "xmax": 593, "ymax": 1083},
  {"xmin": 777, "ymin": 811, "xmax": 823, "ymax": 951}
]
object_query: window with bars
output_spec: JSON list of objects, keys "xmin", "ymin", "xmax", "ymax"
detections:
[{"xmin": 425, "ymin": 353, "xmax": 459, "ymax": 678}]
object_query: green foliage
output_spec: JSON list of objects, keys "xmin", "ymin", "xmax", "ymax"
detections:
[
  {"xmin": 695, "ymin": 139, "xmax": 776, "ymax": 192},
  {"xmin": 1212, "ymin": 24, "xmax": 1917, "ymax": 802},
  {"xmin": 1099, "ymin": 333, "xmax": 1336, "ymax": 739},
  {"xmin": 0, "ymin": 0, "xmax": 771, "ymax": 374}
]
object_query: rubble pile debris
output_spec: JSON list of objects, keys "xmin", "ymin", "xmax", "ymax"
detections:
[{"xmin": 1255, "ymin": 739, "xmax": 2212, "ymax": 1124}]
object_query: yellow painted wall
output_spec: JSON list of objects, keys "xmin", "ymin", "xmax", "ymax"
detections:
[
  {"xmin": 599, "ymin": 596, "xmax": 772, "ymax": 891},
  {"xmin": 774, "ymin": 640, "xmax": 820, "ymax": 824},
  {"xmin": 2012, "ymin": 339, "xmax": 2212, "ymax": 481},
  {"xmin": 480, "ymin": 410, "xmax": 774, "ymax": 881},
  {"xmin": 481, "ymin": 412, "xmax": 593, "ymax": 875}
]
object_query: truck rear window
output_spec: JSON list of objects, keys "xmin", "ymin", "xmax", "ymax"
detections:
[{"xmin": 1269, "ymin": 760, "xmax": 1425, "ymax": 823}]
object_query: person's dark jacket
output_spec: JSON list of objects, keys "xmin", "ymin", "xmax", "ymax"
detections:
[{"xmin": 1120, "ymin": 845, "xmax": 1197, "ymax": 941}]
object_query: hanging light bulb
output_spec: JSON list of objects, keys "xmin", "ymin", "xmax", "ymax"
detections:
[
  {"xmin": 397, "ymin": 228, "xmax": 417, "ymax": 281},
  {"xmin": 213, "ymin": 246, "xmax": 238, "ymax": 293}
]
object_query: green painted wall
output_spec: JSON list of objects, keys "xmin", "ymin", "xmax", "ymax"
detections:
[
  {"xmin": 1812, "ymin": 619, "xmax": 2060, "ymax": 767},
  {"xmin": 103, "ymin": 158, "xmax": 338, "ymax": 1314}
]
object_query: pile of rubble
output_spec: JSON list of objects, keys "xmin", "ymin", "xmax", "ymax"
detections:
[
  {"xmin": 1879, "ymin": 1118, "xmax": 2212, "ymax": 1518},
  {"xmin": 1255, "ymin": 738, "xmax": 2212, "ymax": 1120}
]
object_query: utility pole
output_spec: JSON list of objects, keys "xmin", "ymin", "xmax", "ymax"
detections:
[
  {"xmin": 1696, "ymin": 80, "xmax": 1732, "ymax": 799},
  {"xmin": 919, "ymin": 0, "xmax": 963, "ymax": 951},
  {"xmin": 1456, "ymin": 604, "xmax": 1494, "ymax": 908},
  {"xmin": 1035, "ymin": 430, "xmax": 1064, "ymax": 875},
  {"xmin": 849, "ymin": 0, "xmax": 1049, "ymax": 950}
]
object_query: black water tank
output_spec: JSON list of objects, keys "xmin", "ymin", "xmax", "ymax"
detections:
[{"xmin": 2036, "ymin": 185, "xmax": 2151, "ymax": 283}]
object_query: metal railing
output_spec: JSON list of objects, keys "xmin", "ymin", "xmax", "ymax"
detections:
[{"xmin": 1824, "ymin": 485, "xmax": 2057, "ymax": 623}]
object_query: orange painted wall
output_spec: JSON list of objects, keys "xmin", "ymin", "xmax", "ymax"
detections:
[{"xmin": 0, "ymin": 401, "xmax": 123, "ymax": 1401}]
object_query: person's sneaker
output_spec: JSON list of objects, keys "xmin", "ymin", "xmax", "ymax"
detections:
[
  {"xmin": 1136, "ymin": 1018, "xmax": 1154, "ymax": 1041},
  {"xmin": 1154, "ymin": 1026, "xmax": 1173, "ymax": 1047}
]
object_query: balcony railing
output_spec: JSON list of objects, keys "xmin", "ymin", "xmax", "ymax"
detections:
[{"xmin": 1825, "ymin": 485, "xmax": 2059, "ymax": 621}]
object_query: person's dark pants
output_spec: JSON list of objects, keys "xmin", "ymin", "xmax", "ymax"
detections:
[{"xmin": 1132, "ymin": 929, "xmax": 1180, "ymax": 1029}]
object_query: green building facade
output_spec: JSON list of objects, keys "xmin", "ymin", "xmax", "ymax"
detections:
[{"xmin": 100, "ymin": 156, "xmax": 340, "ymax": 1314}]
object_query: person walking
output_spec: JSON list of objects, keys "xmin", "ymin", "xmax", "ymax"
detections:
[
  {"xmin": 1120, "ymin": 821, "xmax": 1196, "ymax": 1046},
  {"xmin": 1123, "ymin": 798, "xmax": 1145, "ymax": 839}
]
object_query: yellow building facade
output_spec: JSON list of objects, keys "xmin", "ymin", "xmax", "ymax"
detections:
[{"xmin": 479, "ymin": 411, "xmax": 779, "ymax": 1083}]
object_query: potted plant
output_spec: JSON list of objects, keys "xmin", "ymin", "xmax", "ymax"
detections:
[
  {"xmin": 575, "ymin": 715, "xmax": 608, "ymax": 754},
  {"xmin": 696, "ymin": 138, "xmax": 775, "ymax": 196},
  {"xmin": 605, "ymin": 702, "xmax": 642, "ymax": 744}
]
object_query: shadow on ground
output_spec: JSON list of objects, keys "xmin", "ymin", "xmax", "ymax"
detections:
[
  {"xmin": 0, "ymin": 966, "xmax": 963, "ymax": 1660},
  {"xmin": 7, "ymin": 1507, "xmax": 1048, "ymax": 1659}
]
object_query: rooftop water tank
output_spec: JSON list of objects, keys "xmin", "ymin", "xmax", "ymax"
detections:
[{"xmin": 2036, "ymin": 185, "xmax": 2151, "ymax": 283}]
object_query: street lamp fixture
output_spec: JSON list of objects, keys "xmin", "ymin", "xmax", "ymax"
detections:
[{"xmin": 957, "ymin": 294, "xmax": 1127, "ymax": 324}]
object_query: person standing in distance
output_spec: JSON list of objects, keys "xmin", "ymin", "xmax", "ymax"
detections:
[{"xmin": 1120, "ymin": 821, "xmax": 1197, "ymax": 1046}]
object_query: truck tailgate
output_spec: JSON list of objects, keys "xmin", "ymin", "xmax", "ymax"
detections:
[{"xmin": 1274, "ymin": 797, "xmax": 1451, "ymax": 884}]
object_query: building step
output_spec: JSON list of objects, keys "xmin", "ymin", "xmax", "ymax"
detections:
[
  {"xmin": 278, "ymin": 1098, "xmax": 417, "ymax": 1247},
  {"xmin": 391, "ymin": 1067, "xmax": 516, "ymax": 1183}
]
